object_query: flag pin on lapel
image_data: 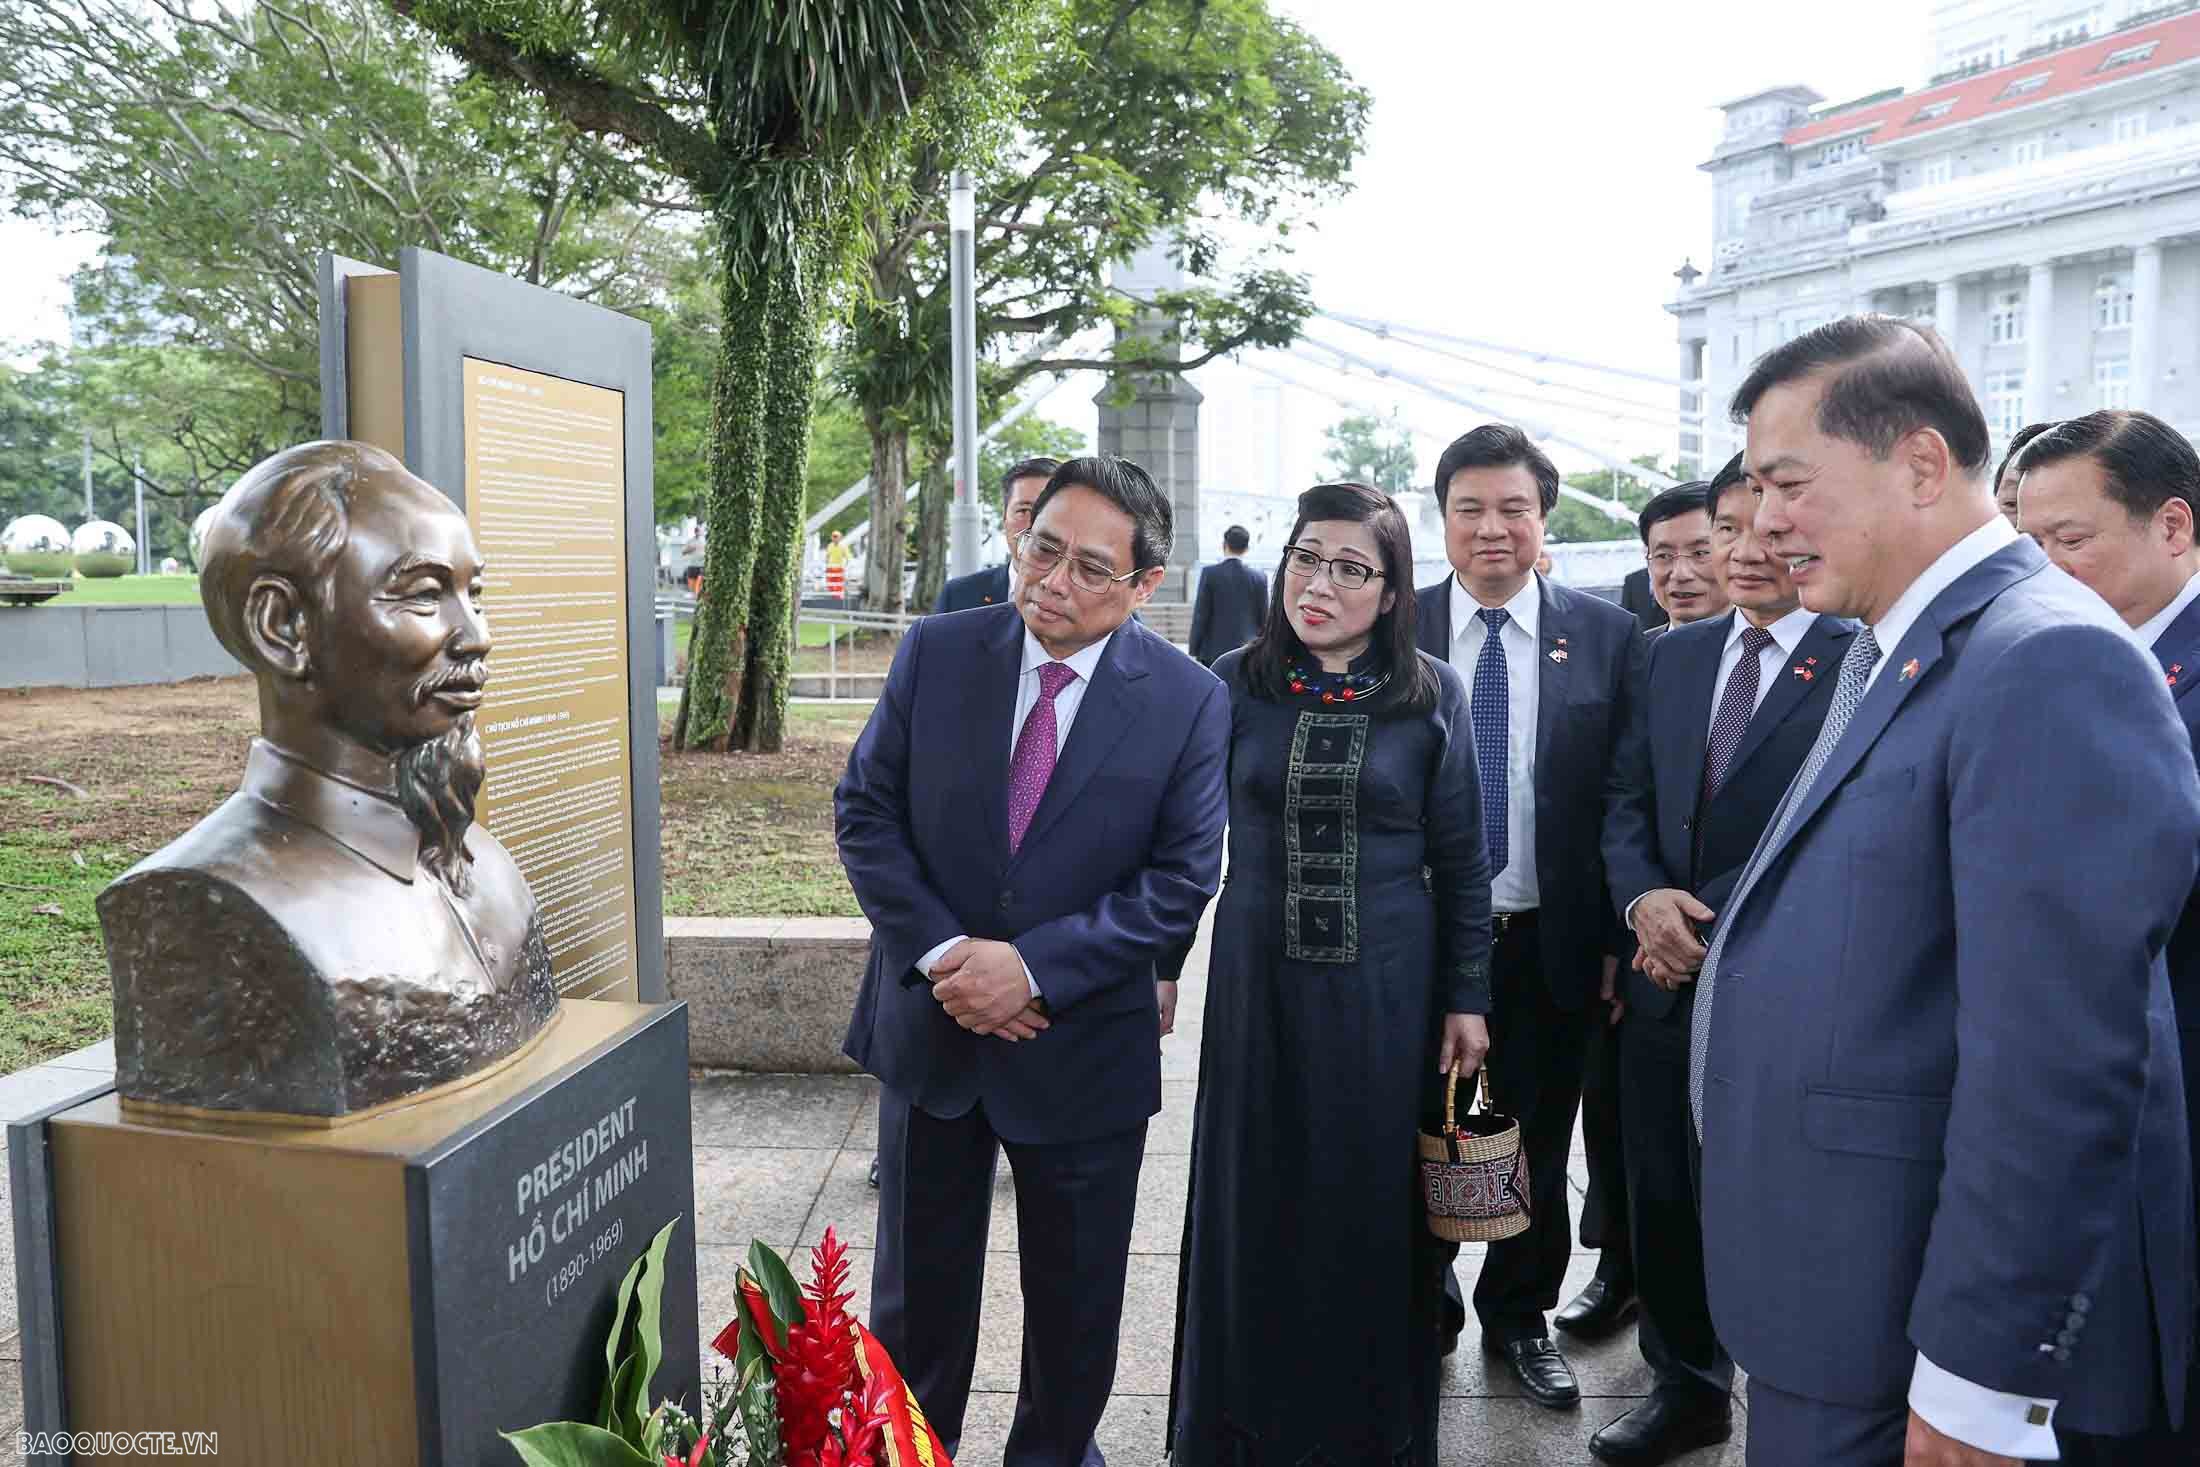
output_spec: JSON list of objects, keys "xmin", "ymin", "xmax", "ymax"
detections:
[
  {"xmin": 2170, "ymin": 663, "xmax": 2183, "ymax": 688},
  {"xmin": 1792, "ymin": 663, "xmax": 1814, "ymax": 682},
  {"xmin": 1901, "ymin": 658, "xmax": 1921, "ymax": 681},
  {"xmin": 1548, "ymin": 636, "xmax": 1568, "ymax": 665}
]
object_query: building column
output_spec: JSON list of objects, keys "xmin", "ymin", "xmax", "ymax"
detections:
[
  {"xmin": 1934, "ymin": 277, "xmax": 1962, "ymax": 353},
  {"xmin": 2132, "ymin": 241, "xmax": 2164, "ymax": 413},
  {"xmin": 1678, "ymin": 339, "xmax": 1705, "ymax": 476},
  {"xmin": 2024, "ymin": 261, "xmax": 2056, "ymax": 424}
]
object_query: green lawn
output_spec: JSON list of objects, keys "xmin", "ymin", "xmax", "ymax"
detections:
[
  {"xmin": 0, "ymin": 796, "xmax": 133, "ymax": 1073},
  {"xmin": 30, "ymin": 573, "xmax": 204, "ymax": 605}
]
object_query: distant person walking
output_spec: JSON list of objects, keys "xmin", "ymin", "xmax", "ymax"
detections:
[{"xmin": 1188, "ymin": 524, "xmax": 1268, "ymax": 665}]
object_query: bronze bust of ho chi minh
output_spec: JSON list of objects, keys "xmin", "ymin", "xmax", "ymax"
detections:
[{"xmin": 99, "ymin": 440, "xmax": 559, "ymax": 1120}]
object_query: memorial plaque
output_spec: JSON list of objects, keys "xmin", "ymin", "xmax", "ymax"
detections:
[{"xmin": 460, "ymin": 359, "xmax": 642, "ymax": 1001}]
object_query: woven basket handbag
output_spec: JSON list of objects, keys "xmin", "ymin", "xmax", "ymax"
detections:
[{"xmin": 1418, "ymin": 1066, "xmax": 1530, "ymax": 1243}]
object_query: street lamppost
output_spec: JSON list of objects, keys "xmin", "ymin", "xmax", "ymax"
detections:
[{"xmin": 948, "ymin": 170, "xmax": 981, "ymax": 579}]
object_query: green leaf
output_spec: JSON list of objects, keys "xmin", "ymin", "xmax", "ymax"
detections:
[
  {"xmin": 500, "ymin": 1421, "xmax": 658, "ymax": 1467},
  {"xmin": 745, "ymin": 1239, "xmax": 806, "ymax": 1351},
  {"xmin": 601, "ymin": 1354, "xmax": 639, "ymax": 1443},
  {"xmin": 596, "ymin": 1245, "xmax": 648, "ymax": 1428},
  {"xmin": 627, "ymin": 1216, "xmax": 684, "ymax": 1432}
]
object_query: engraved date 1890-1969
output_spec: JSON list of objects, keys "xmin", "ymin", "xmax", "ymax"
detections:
[{"xmin": 546, "ymin": 1216, "xmax": 626, "ymax": 1307}]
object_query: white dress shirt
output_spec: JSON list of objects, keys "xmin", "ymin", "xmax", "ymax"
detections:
[
  {"xmin": 1704, "ymin": 605, "xmax": 1821, "ymax": 740},
  {"xmin": 917, "ymin": 626, "xmax": 1118, "ymax": 1000},
  {"xmin": 2132, "ymin": 566, "xmax": 2200, "ymax": 651},
  {"xmin": 1449, "ymin": 573, "xmax": 1541, "ymax": 912},
  {"xmin": 1856, "ymin": 513, "xmax": 2058, "ymax": 1458},
  {"xmin": 1863, "ymin": 514, "xmax": 2015, "ymax": 696}
]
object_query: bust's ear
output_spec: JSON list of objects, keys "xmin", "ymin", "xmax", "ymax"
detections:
[{"xmin": 244, "ymin": 574, "xmax": 313, "ymax": 682}]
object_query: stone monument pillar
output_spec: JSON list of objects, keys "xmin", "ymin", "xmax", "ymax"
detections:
[{"xmin": 1095, "ymin": 241, "xmax": 1201, "ymax": 602}]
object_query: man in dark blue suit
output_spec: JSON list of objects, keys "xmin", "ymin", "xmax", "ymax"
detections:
[
  {"xmin": 1416, "ymin": 423, "xmax": 1646, "ymax": 1406},
  {"xmin": 1187, "ymin": 523, "xmax": 1268, "ymax": 665},
  {"xmin": 933, "ymin": 456, "xmax": 1058, "ymax": 614},
  {"xmin": 839, "ymin": 455, "xmax": 1227, "ymax": 1467},
  {"xmin": 2017, "ymin": 408, "xmax": 2200, "ymax": 1467},
  {"xmin": 1697, "ymin": 317, "xmax": 2198, "ymax": 1465},
  {"xmin": 1593, "ymin": 462, "xmax": 1855, "ymax": 1464}
]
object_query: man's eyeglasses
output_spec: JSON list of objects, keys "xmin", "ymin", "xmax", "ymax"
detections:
[
  {"xmin": 1281, "ymin": 545, "xmax": 1384, "ymax": 591},
  {"xmin": 1647, "ymin": 547, "xmax": 1715, "ymax": 571},
  {"xmin": 1013, "ymin": 532, "xmax": 1149, "ymax": 594}
]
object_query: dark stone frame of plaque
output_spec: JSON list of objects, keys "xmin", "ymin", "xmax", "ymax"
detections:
[
  {"xmin": 316, "ymin": 247, "xmax": 665, "ymax": 1001},
  {"xmin": 9, "ymin": 1002, "xmax": 700, "ymax": 1466}
]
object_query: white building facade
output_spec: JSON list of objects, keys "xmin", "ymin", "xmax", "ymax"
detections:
[{"xmin": 1671, "ymin": 4, "xmax": 2200, "ymax": 474}]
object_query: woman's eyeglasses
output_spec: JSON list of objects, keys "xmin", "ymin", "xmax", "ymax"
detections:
[{"xmin": 1281, "ymin": 545, "xmax": 1384, "ymax": 591}]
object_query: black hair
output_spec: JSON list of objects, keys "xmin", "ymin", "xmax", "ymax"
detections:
[
  {"xmin": 1707, "ymin": 451, "xmax": 1749, "ymax": 517},
  {"xmin": 1240, "ymin": 482, "xmax": 1438, "ymax": 716},
  {"xmin": 1994, "ymin": 422, "xmax": 2055, "ymax": 493},
  {"xmin": 1433, "ymin": 423, "xmax": 1561, "ymax": 516},
  {"xmin": 1223, "ymin": 524, "xmax": 1250, "ymax": 553},
  {"xmin": 1636, "ymin": 481, "xmax": 1714, "ymax": 543},
  {"xmin": 2017, "ymin": 410, "xmax": 2200, "ymax": 526},
  {"xmin": 1031, "ymin": 455, "xmax": 1173, "ymax": 572},
  {"xmin": 1000, "ymin": 457, "xmax": 1061, "ymax": 499},
  {"xmin": 1729, "ymin": 315, "xmax": 1990, "ymax": 474}
]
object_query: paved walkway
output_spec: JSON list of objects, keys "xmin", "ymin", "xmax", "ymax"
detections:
[
  {"xmin": 0, "ymin": 926, "xmax": 1747, "ymax": 1464},
  {"xmin": 687, "ymin": 911, "xmax": 1748, "ymax": 1466}
]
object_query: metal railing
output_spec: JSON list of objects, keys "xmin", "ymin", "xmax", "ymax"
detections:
[{"xmin": 801, "ymin": 606, "xmax": 922, "ymax": 701}]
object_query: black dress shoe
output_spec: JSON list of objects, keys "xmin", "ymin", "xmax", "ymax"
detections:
[
  {"xmin": 1486, "ymin": 1335, "xmax": 1580, "ymax": 1409},
  {"xmin": 1589, "ymin": 1391, "xmax": 1733, "ymax": 1465},
  {"xmin": 868, "ymin": 1156, "xmax": 880, "ymax": 1189},
  {"xmin": 1554, "ymin": 1277, "xmax": 1639, "ymax": 1339}
]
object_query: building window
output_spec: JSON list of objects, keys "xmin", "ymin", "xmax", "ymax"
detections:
[
  {"xmin": 1987, "ymin": 370, "xmax": 2027, "ymax": 438},
  {"xmin": 2095, "ymin": 356, "xmax": 2131, "ymax": 409},
  {"xmin": 2011, "ymin": 134, "xmax": 2044, "ymax": 166},
  {"xmin": 1911, "ymin": 99, "xmax": 1957, "ymax": 124},
  {"xmin": 1819, "ymin": 136, "xmax": 1864, "ymax": 166},
  {"xmin": 2113, "ymin": 109, "xmax": 2149, "ymax": 143},
  {"xmin": 1989, "ymin": 290, "xmax": 2026, "ymax": 345},
  {"xmin": 2098, "ymin": 42, "xmax": 2159, "ymax": 72},
  {"xmin": 2095, "ymin": 271, "xmax": 2133, "ymax": 330},
  {"xmin": 1922, "ymin": 156, "xmax": 1954, "ymax": 187},
  {"xmin": 2033, "ymin": 7, "xmax": 2097, "ymax": 48},
  {"xmin": 1996, "ymin": 73, "xmax": 2051, "ymax": 101}
]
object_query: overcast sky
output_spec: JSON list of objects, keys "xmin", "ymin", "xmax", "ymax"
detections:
[{"xmin": 0, "ymin": 0, "xmax": 1940, "ymax": 520}]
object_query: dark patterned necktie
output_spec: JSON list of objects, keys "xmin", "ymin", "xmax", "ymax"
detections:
[
  {"xmin": 1691, "ymin": 627, "xmax": 1881, "ymax": 1135},
  {"xmin": 1700, "ymin": 626, "xmax": 1776, "ymax": 808},
  {"xmin": 1471, "ymin": 607, "xmax": 1511, "ymax": 876}
]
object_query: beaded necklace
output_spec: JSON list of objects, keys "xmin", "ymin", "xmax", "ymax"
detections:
[{"xmin": 1285, "ymin": 661, "xmax": 1391, "ymax": 705}]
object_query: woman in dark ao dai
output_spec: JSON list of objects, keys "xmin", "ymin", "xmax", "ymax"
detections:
[{"xmin": 1168, "ymin": 482, "xmax": 1494, "ymax": 1465}]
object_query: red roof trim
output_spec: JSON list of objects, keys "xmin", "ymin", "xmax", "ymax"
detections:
[{"xmin": 1784, "ymin": 9, "xmax": 2200, "ymax": 149}]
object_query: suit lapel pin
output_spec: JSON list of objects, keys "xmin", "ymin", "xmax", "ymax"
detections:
[
  {"xmin": 1901, "ymin": 658, "xmax": 1921, "ymax": 681},
  {"xmin": 1792, "ymin": 663, "xmax": 1814, "ymax": 682},
  {"xmin": 2169, "ymin": 663, "xmax": 2183, "ymax": 688},
  {"xmin": 1548, "ymin": 636, "xmax": 1568, "ymax": 665}
]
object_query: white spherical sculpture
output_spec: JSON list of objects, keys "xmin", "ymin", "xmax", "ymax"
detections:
[
  {"xmin": 1, "ymin": 514, "xmax": 74, "ymax": 578},
  {"xmin": 72, "ymin": 520, "xmax": 136, "ymax": 578}
]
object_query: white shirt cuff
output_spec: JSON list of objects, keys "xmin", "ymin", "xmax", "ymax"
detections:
[
  {"xmin": 1624, "ymin": 891, "xmax": 1647, "ymax": 930},
  {"xmin": 1908, "ymin": 1351, "xmax": 2059, "ymax": 1460},
  {"xmin": 917, "ymin": 935, "xmax": 1042, "ymax": 1002}
]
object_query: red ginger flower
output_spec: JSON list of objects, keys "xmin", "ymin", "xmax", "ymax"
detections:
[{"xmin": 727, "ymin": 1229, "xmax": 868, "ymax": 1467}]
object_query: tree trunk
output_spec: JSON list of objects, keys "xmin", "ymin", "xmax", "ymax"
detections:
[
  {"xmin": 862, "ymin": 419, "xmax": 909, "ymax": 614},
  {"xmin": 734, "ymin": 247, "xmax": 820, "ymax": 754},
  {"xmin": 858, "ymin": 424, "xmax": 910, "ymax": 615},
  {"xmin": 912, "ymin": 457, "xmax": 950, "ymax": 612},
  {"xmin": 675, "ymin": 243, "xmax": 771, "ymax": 752}
]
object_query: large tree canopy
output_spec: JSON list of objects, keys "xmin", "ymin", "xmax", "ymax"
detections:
[
  {"xmin": 392, "ymin": 0, "xmax": 1030, "ymax": 752},
  {"xmin": 0, "ymin": 0, "xmax": 705, "ymax": 516},
  {"xmin": 839, "ymin": 0, "xmax": 1369, "ymax": 610}
]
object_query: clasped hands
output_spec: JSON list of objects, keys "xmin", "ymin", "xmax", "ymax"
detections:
[
  {"xmin": 929, "ymin": 939, "xmax": 1049, "ymax": 1041},
  {"xmin": 1630, "ymin": 888, "xmax": 1716, "ymax": 992}
]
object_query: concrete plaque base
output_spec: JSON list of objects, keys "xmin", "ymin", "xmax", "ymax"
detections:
[{"xmin": 9, "ymin": 999, "xmax": 699, "ymax": 1465}]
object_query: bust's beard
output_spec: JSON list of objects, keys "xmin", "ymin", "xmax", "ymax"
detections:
[{"xmin": 395, "ymin": 717, "xmax": 485, "ymax": 896}]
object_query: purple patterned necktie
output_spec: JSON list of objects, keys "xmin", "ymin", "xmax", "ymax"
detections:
[{"xmin": 1007, "ymin": 661, "xmax": 1078, "ymax": 852}]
